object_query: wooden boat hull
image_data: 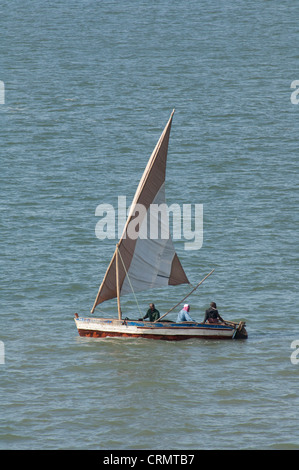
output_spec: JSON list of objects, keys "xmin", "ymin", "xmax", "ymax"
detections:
[{"xmin": 74, "ymin": 317, "xmax": 247, "ymax": 341}]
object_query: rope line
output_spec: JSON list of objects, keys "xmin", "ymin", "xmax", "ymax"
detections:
[{"xmin": 117, "ymin": 247, "xmax": 143, "ymax": 318}]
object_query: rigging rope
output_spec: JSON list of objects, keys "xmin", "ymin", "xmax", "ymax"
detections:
[{"xmin": 117, "ymin": 247, "xmax": 143, "ymax": 318}]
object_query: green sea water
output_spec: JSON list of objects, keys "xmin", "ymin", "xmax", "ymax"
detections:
[{"xmin": 1, "ymin": 0, "xmax": 299, "ymax": 450}]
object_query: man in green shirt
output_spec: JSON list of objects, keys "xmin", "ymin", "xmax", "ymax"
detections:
[{"xmin": 143, "ymin": 303, "xmax": 160, "ymax": 322}]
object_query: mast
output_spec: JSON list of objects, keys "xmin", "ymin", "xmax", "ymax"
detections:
[{"xmin": 115, "ymin": 244, "xmax": 122, "ymax": 320}]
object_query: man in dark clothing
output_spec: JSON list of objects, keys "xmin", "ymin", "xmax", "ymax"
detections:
[
  {"xmin": 143, "ymin": 303, "xmax": 160, "ymax": 322},
  {"xmin": 204, "ymin": 302, "xmax": 225, "ymax": 324}
]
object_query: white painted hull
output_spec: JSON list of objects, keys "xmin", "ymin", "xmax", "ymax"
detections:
[{"xmin": 74, "ymin": 316, "xmax": 247, "ymax": 340}]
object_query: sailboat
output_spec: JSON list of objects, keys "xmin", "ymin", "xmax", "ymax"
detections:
[{"xmin": 74, "ymin": 110, "xmax": 247, "ymax": 341}]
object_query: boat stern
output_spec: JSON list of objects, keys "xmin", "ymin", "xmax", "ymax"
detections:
[{"xmin": 233, "ymin": 321, "xmax": 248, "ymax": 339}]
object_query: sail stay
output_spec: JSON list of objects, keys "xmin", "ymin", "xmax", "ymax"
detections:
[{"xmin": 91, "ymin": 110, "xmax": 189, "ymax": 314}]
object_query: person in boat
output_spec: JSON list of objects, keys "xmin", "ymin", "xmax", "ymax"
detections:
[
  {"xmin": 142, "ymin": 303, "xmax": 160, "ymax": 322},
  {"xmin": 204, "ymin": 302, "xmax": 225, "ymax": 324},
  {"xmin": 177, "ymin": 304, "xmax": 195, "ymax": 322}
]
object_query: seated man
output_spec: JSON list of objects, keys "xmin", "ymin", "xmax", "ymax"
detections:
[
  {"xmin": 142, "ymin": 303, "xmax": 160, "ymax": 322},
  {"xmin": 177, "ymin": 304, "xmax": 194, "ymax": 322},
  {"xmin": 204, "ymin": 302, "xmax": 224, "ymax": 323}
]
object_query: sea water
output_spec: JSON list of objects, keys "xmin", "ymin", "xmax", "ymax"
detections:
[{"xmin": 1, "ymin": 0, "xmax": 299, "ymax": 450}]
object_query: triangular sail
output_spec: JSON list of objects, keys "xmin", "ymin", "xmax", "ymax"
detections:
[{"xmin": 91, "ymin": 110, "xmax": 189, "ymax": 314}]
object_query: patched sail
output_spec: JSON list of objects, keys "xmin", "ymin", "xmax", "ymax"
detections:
[{"xmin": 91, "ymin": 110, "xmax": 189, "ymax": 314}]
